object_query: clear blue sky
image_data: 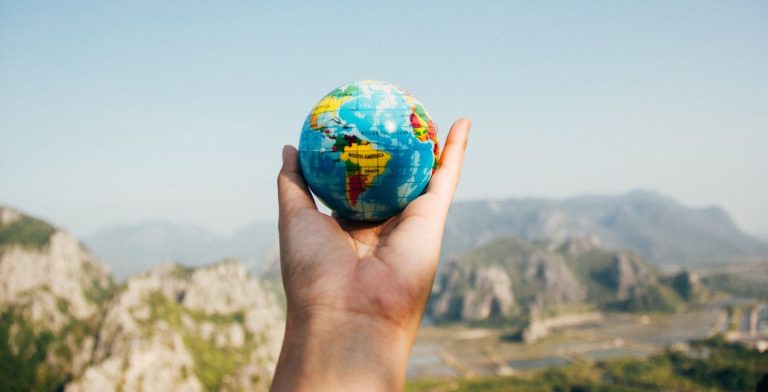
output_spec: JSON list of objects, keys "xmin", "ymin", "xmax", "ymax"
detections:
[{"xmin": 1, "ymin": 1, "xmax": 767, "ymax": 237}]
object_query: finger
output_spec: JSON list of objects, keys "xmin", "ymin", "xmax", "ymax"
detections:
[
  {"xmin": 387, "ymin": 118, "xmax": 470, "ymax": 268},
  {"xmin": 277, "ymin": 145, "xmax": 317, "ymax": 217},
  {"xmin": 426, "ymin": 117, "xmax": 471, "ymax": 207}
]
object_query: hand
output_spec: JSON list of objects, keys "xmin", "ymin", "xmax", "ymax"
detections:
[{"xmin": 270, "ymin": 118, "xmax": 471, "ymax": 391}]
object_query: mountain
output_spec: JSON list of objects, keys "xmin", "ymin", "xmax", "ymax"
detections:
[
  {"xmin": 1, "ymin": 207, "xmax": 114, "ymax": 390},
  {"xmin": 85, "ymin": 191, "xmax": 764, "ymax": 278},
  {"xmin": 442, "ymin": 190, "xmax": 768, "ymax": 266},
  {"xmin": 430, "ymin": 235, "xmax": 702, "ymax": 335},
  {"xmin": 67, "ymin": 261, "xmax": 283, "ymax": 392},
  {"xmin": 84, "ymin": 221, "xmax": 277, "ymax": 279},
  {"xmin": 0, "ymin": 207, "xmax": 284, "ymax": 391}
]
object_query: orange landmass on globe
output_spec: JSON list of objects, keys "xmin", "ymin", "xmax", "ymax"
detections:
[
  {"xmin": 339, "ymin": 141, "xmax": 391, "ymax": 207},
  {"xmin": 410, "ymin": 108, "xmax": 440, "ymax": 171}
]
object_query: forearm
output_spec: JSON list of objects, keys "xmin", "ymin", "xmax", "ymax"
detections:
[{"xmin": 270, "ymin": 310, "xmax": 416, "ymax": 392}]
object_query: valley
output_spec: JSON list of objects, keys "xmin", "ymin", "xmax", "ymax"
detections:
[
  {"xmin": 3, "ymin": 192, "xmax": 768, "ymax": 391},
  {"xmin": 408, "ymin": 258, "xmax": 768, "ymax": 389},
  {"xmin": 410, "ymin": 306, "xmax": 724, "ymax": 379}
]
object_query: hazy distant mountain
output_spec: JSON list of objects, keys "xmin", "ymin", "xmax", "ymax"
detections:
[
  {"xmin": 84, "ymin": 221, "xmax": 277, "ymax": 279},
  {"xmin": 442, "ymin": 190, "xmax": 768, "ymax": 266}
]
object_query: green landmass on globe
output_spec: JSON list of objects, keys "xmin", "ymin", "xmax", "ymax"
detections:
[{"xmin": 298, "ymin": 80, "xmax": 439, "ymax": 221}]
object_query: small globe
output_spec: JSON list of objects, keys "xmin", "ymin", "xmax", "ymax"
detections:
[{"xmin": 298, "ymin": 80, "xmax": 439, "ymax": 221}]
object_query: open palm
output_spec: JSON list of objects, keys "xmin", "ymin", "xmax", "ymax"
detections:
[
  {"xmin": 277, "ymin": 118, "xmax": 471, "ymax": 329},
  {"xmin": 271, "ymin": 118, "xmax": 470, "ymax": 391}
]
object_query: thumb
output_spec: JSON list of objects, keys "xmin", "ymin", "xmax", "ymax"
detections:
[{"xmin": 277, "ymin": 145, "xmax": 317, "ymax": 217}]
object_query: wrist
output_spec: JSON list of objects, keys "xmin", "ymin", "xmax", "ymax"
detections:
[{"xmin": 271, "ymin": 307, "xmax": 416, "ymax": 391}]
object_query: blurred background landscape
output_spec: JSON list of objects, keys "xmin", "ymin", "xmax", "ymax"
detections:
[{"xmin": 2, "ymin": 1, "xmax": 767, "ymax": 391}]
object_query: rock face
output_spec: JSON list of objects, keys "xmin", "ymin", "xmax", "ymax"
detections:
[
  {"xmin": 668, "ymin": 270, "xmax": 707, "ymax": 302},
  {"xmin": 0, "ymin": 207, "xmax": 114, "ymax": 389},
  {"xmin": 0, "ymin": 230, "xmax": 112, "ymax": 327},
  {"xmin": 0, "ymin": 207, "xmax": 285, "ymax": 392},
  {"xmin": 548, "ymin": 235, "xmax": 602, "ymax": 255},
  {"xmin": 521, "ymin": 305, "xmax": 547, "ymax": 344},
  {"xmin": 609, "ymin": 252, "xmax": 654, "ymax": 301},
  {"xmin": 524, "ymin": 251, "xmax": 586, "ymax": 305},
  {"xmin": 432, "ymin": 264, "xmax": 515, "ymax": 321},
  {"xmin": 68, "ymin": 261, "xmax": 284, "ymax": 392},
  {"xmin": 430, "ymin": 235, "xmax": 685, "ymax": 325}
]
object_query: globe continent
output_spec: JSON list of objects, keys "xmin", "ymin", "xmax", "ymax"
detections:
[{"xmin": 298, "ymin": 80, "xmax": 439, "ymax": 221}]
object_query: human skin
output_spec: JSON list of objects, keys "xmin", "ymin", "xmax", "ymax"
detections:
[{"xmin": 270, "ymin": 118, "xmax": 471, "ymax": 391}]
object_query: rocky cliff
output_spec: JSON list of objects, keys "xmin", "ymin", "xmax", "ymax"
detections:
[
  {"xmin": 0, "ymin": 207, "xmax": 114, "ymax": 390},
  {"xmin": 68, "ymin": 261, "xmax": 283, "ymax": 392},
  {"xmin": 0, "ymin": 207, "xmax": 284, "ymax": 391},
  {"xmin": 430, "ymin": 235, "xmax": 687, "ymax": 325}
]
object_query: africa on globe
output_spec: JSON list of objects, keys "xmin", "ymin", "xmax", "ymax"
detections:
[{"xmin": 298, "ymin": 80, "xmax": 439, "ymax": 221}]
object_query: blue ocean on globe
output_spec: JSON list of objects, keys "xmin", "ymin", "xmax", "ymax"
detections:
[{"xmin": 298, "ymin": 80, "xmax": 439, "ymax": 221}]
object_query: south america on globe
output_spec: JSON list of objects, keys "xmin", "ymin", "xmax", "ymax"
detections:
[{"xmin": 298, "ymin": 80, "xmax": 439, "ymax": 221}]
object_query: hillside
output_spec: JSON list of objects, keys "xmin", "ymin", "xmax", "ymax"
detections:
[
  {"xmin": 0, "ymin": 207, "xmax": 284, "ymax": 391},
  {"xmin": 442, "ymin": 190, "xmax": 768, "ymax": 266},
  {"xmin": 430, "ymin": 235, "xmax": 701, "ymax": 328},
  {"xmin": 68, "ymin": 262, "xmax": 283, "ymax": 391},
  {"xmin": 0, "ymin": 207, "xmax": 115, "ymax": 390}
]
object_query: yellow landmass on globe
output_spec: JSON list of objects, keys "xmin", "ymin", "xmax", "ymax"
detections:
[
  {"xmin": 339, "ymin": 142, "xmax": 391, "ymax": 207},
  {"xmin": 310, "ymin": 95, "xmax": 349, "ymax": 130}
]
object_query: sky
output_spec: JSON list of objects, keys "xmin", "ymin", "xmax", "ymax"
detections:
[{"xmin": 1, "ymin": 1, "xmax": 767, "ymax": 238}]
